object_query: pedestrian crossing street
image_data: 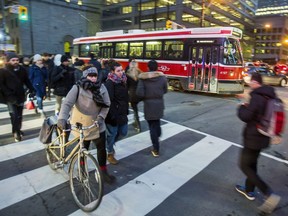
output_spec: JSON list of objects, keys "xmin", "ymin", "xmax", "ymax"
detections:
[{"xmin": 0, "ymin": 99, "xmax": 287, "ymax": 216}]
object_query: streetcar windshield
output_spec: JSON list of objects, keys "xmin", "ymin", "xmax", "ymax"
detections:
[{"xmin": 222, "ymin": 38, "xmax": 243, "ymax": 65}]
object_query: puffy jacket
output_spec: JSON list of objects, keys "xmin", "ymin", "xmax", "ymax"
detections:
[{"xmin": 238, "ymin": 85, "xmax": 276, "ymax": 150}]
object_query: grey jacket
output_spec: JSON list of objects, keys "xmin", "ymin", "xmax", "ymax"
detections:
[
  {"xmin": 136, "ymin": 71, "xmax": 168, "ymax": 120},
  {"xmin": 58, "ymin": 84, "xmax": 110, "ymax": 132}
]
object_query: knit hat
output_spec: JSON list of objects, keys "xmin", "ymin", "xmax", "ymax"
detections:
[
  {"xmin": 61, "ymin": 55, "xmax": 69, "ymax": 63},
  {"xmin": 33, "ymin": 54, "xmax": 42, "ymax": 62},
  {"xmin": 251, "ymin": 72, "xmax": 263, "ymax": 84},
  {"xmin": 82, "ymin": 67, "xmax": 98, "ymax": 77},
  {"xmin": 6, "ymin": 52, "xmax": 19, "ymax": 61}
]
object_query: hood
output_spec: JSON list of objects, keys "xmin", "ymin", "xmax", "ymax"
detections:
[
  {"xmin": 54, "ymin": 54, "xmax": 62, "ymax": 66},
  {"xmin": 138, "ymin": 71, "xmax": 164, "ymax": 80},
  {"xmin": 251, "ymin": 85, "xmax": 276, "ymax": 99}
]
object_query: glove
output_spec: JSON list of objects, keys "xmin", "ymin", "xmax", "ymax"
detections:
[
  {"xmin": 96, "ymin": 116, "xmax": 104, "ymax": 127},
  {"xmin": 57, "ymin": 119, "xmax": 67, "ymax": 130}
]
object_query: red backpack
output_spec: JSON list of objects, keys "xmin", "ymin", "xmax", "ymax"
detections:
[{"xmin": 257, "ymin": 97, "xmax": 285, "ymax": 144}]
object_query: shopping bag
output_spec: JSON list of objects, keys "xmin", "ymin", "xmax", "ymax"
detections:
[
  {"xmin": 39, "ymin": 116, "xmax": 57, "ymax": 144},
  {"xmin": 26, "ymin": 99, "xmax": 35, "ymax": 110}
]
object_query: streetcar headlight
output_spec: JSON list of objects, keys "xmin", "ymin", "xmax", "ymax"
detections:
[{"xmin": 229, "ymin": 71, "xmax": 234, "ymax": 76}]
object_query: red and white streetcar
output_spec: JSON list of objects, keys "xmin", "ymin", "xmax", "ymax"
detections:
[{"xmin": 72, "ymin": 27, "xmax": 244, "ymax": 94}]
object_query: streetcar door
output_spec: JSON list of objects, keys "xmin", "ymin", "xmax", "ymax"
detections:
[
  {"xmin": 189, "ymin": 46, "xmax": 218, "ymax": 92},
  {"xmin": 209, "ymin": 46, "xmax": 219, "ymax": 93}
]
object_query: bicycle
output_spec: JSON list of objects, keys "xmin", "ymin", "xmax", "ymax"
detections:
[{"xmin": 45, "ymin": 121, "xmax": 103, "ymax": 212}]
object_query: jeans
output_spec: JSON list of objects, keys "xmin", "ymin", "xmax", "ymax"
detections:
[
  {"xmin": 147, "ymin": 119, "xmax": 161, "ymax": 151},
  {"xmin": 106, "ymin": 123, "xmax": 128, "ymax": 154},
  {"xmin": 240, "ymin": 147, "xmax": 271, "ymax": 195},
  {"xmin": 7, "ymin": 102, "xmax": 24, "ymax": 134},
  {"xmin": 36, "ymin": 96, "xmax": 43, "ymax": 110},
  {"xmin": 83, "ymin": 131, "xmax": 106, "ymax": 167}
]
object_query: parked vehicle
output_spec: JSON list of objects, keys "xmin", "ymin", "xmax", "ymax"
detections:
[
  {"xmin": 243, "ymin": 67, "xmax": 287, "ymax": 87},
  {"xmin": 274, "ymin": 64, "xmax": 288, "ymax": 76}
]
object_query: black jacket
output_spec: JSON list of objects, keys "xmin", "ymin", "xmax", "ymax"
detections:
[
  {"xmin": 104, "ymin": 79, "xmax": 129, "ymax": 126},
  {"xmin": 238, "ymin": 85, "xmax": 276, "ymax": 150},
  {"xmin": 0, "ymin": 65, "xmax": 34, "ymax": 104},
  {"xmin": 51, "ymin": 64, "xmax": 75, "ymax": 96}
]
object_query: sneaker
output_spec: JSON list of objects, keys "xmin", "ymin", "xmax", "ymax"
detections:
[
  {"xmin": 151, "ymin": 149, "xmax": 159, "ymax": 157},
  {"xmin": 19, "ymin": 130, "xmax": 24, "ymax": 137},
  {"xmin": 258, "ymin": 193, "xmax": 281, "ymax": 214},
  {"xmin": 102, "ymin": 170, "xmax": 116, "ymax": 184},
  {"xmin": 235, "ymin": 185, "xmax": 255, "ymax": 201},
  {"xmin": 14, "ymin": 132, "xmax": 21, "ymax": 142},
  {"xmin": 107, "ymin": 154, "xmax": 119, "ymax": 165}
]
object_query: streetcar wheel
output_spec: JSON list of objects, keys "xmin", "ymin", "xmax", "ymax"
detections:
[
  {"xmin": 280, "ymin": 79, "xmax": 287, "ymax": 87},
  {"xmin": 69, "ymin": 152, "xmax": 103, "ymax": 212}
]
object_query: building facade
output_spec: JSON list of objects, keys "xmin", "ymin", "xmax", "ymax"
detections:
[
  {"xmin": 2, "ymin": 0, "xmax": 101, "ymax": 56},
  {"xmin": 102, "ymin": 0, "xmax": 258, "ymax": 60}
]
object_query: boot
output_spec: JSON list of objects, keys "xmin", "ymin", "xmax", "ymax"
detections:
[
  {"xmin": 107, "ymin": 153, "xmax": 119, "ymax": 165},
  {"xmin": 102, "ymin": 170, "xmax": 116, "ymax": 184}
]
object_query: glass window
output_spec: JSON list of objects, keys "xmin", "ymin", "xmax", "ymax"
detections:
[
  {"xmin": 79, "ymin": 43, "xmax": 100, "ymax": 57},
  {"xmin": 115, "ymin": 42, "xmax": 128, "ymax": 58},
  {"xmin": 122, "ymin": 6, "xmax": 132, "ymax": 14},
  {"xmin": 129, "ymin": 42, "xmax": 143, "ymax": 58},
  {"xmin": 145, "ymin": 41, "xmax": 162, "ymax": 59},
  {"xmin": 222, "ymin": 38, "xmax": 243, "ymax": 65},
  {"xmin": 164, "ymin": 40, "xmax": 184, "ymax": 60}
]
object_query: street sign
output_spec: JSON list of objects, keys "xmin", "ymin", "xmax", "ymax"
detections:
[{"xmin": 9, "ymin": 5, "xmax": 19, "ymax": 14}]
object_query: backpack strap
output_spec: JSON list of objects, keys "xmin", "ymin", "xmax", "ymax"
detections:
[{"xmin": 76, "ymin": 84, "xmax": 80, "ymax": 101}]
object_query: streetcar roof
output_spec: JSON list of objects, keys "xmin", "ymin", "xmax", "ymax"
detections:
[{"xmin": 73, "ymin": 27, "xmax": 242, "ymax": 44}]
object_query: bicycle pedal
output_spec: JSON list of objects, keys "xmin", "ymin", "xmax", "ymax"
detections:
[{"xmin": 55, "ymin": 162, "xmax": 64, "ymax": 169}]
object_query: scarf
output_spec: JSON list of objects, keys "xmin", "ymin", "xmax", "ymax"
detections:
[
  {"xmin": 77, "ymin": 77, "xmax": 109, "ymax": 108},
  {"xmin": 107, "ymin": 72, "xmax": 127, "ymax": 84}
]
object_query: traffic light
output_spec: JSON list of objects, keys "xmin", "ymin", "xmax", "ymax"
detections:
[
  {"xmin": 18, "ymin": 6, "xmax": 28, "ymax": 21},
  {"xmin": 166, "ymin": 20, "xmax": 172, "ymax": 30}
]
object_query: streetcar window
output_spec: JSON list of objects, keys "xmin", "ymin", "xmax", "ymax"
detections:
[
  {"xmin": 129, "ymin": 42, "xmax": 143, "ymax": 58},
  {"xmin": 145, "ymin": 41, "xmax": 162, "ymax": 59},
  {"xmin": 79, "ymin": 43, "xmax": 100, "ymax": 57},
  {"xmin": 73, "ymin": 45, "xmax": 79, "ymax": 56},
  {"xmin": 115, "ymin": 42, "xmax": 128, "ymax": 58},
  {"xmin": 222, "ymin": 39, "xmax": 242, "ymax": 65},
  {"xmin": 164, "ymin": 40, "xmax": 184, "ymax": 60}
]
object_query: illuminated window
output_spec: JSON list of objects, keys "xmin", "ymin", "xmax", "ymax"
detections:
[
  {"xmin": 164, "ymin": 40, "xmax": 184, "ymax": 60},
  {"xmin": 145, "ymin": 41, "xmax": 162, "ymax": 59},
  {"xmin": 79, "ymin": 43, "xmax": 100, "ymax": 57},
  {"xmin": 122, "ymin": 6, "xmax": 132, "ymax": 14},
  {"xmin": 115, "ymin": 42, "xmax": 128, "ymax": 57},
  {"xmin": 129, "ymin": 42, "xmax": 143, "ymax": 58}
]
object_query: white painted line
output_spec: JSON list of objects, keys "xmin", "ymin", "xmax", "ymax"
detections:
[
  {"xmin": 0, "ymin": 122, "xmax": 186, "ymax": 210},
  {"xmin": 0, "ymin": 114, "xmax": 144, "ymax": 162},
  {"xmin": 69, "ymin": 135, "xmax": 232, "ymax": 216}
]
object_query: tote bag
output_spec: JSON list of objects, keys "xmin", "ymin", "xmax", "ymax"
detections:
[{"xmin": 70, "ymin": 106, "xmax": 99, "ymax": 141}]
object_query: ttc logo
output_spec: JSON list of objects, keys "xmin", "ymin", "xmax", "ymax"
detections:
[{"xmin": 159, "ymin": 65, "xmax": 170, "ymax": 72}]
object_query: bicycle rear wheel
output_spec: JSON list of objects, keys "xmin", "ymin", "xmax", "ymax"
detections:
[{"xmin": 69, "ymin": 152, "xmax": 103, "ymax": 212}]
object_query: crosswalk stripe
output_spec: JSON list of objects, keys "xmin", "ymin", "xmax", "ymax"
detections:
[
  {"xmin": 70, "ymin": 135, "xmax": 232, "ymax": 216},
  {"xmin": 0, "ymin": 113, "xmax": 144, "ymax": 162},
  {"xmin": 0, "ymin": 122, "xmax": 184, "ymax": 210}
]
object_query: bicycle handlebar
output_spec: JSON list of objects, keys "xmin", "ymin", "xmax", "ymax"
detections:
[{"xmin": 62, "ymin": 121, "xmax": 98, "ymax": 132}]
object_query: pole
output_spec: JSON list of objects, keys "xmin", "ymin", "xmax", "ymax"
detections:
[
  {"xmin": 1, "ymin": 0, "xmax": 6, "ymax": 51},
  {"xmin": 154, "ymin": 0, "xmax": 156, "ymax": 30},
  {"xmin": 139, "ymin": 0, "xmax": 142, "ymax": 29},
  {"xmin": 28, "ymin": 0, "xmax": 34, "ymax": 54},
  {"xmin": 200, "ymin": 0, "xmax": 205, "ymax": 27}
]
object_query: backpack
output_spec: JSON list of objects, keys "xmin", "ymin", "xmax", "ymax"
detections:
[{"xmin": 257, "ymin": 97, "xmax": 285, "ymax": 143}]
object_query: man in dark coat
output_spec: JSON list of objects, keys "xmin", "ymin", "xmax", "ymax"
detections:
[
  {"xmin": 1, "ymin": 53, "xmax": 35, "ymax": 142},
  {"xmin": 42, "ymin": 53, "xmax": 54, "ymax": 100},
  {"xmin": 136, "ymin": 60, "xmax": 168, "ymax": 157},
  {"xmin": 236, "ymin": 73, "xmax": 281, "ymax": 214},
  {"xmin": 51, "ymin": 55, "xmax": 75, "ymax": 115}
]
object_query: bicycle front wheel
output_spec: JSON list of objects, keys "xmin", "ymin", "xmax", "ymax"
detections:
[{"xmin": 69, "ymin": 152, "xmax": 103, "ymax": 212}]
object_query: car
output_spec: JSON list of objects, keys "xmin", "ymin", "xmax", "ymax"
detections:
[
  {"xmin": 274, "ymin": 64, "xmax": 288, "ymax": 76},
  {"xmin": 243, "ymin": 67, "xmax": 287, "ymax": 87}
]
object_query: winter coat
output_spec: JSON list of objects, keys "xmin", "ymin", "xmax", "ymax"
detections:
[
  {"xmin": 51, "ymin": 64, "xmax": 75, "ymax": 96},
  {"xmin": 58, "ymin": 84, "xmax": 110, "ymax": 133},
  {"xmin": 126, "ymin": 67, "xmax": 142, "ymax": 104},
  {"xmin": 43, "ymin": 58, "xmax": 55, "ymax": 87},
  {"xmin": 1, "ymin": 65, "xmax": 34, "ymax": 104},
  {"xmin": 104, "ymin": 79, "xmax": 129, "ymax": 126},
  {"xmin": 136, "ymin": 71, "xmax": 168, "ymax": 120},
  {"xmin": 29, "ymin": 64, "xmax": 48, "ymax": 98},
  {"xmin": 237, "ymin": 85, "xmax": 276, "ymax": 150}
]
